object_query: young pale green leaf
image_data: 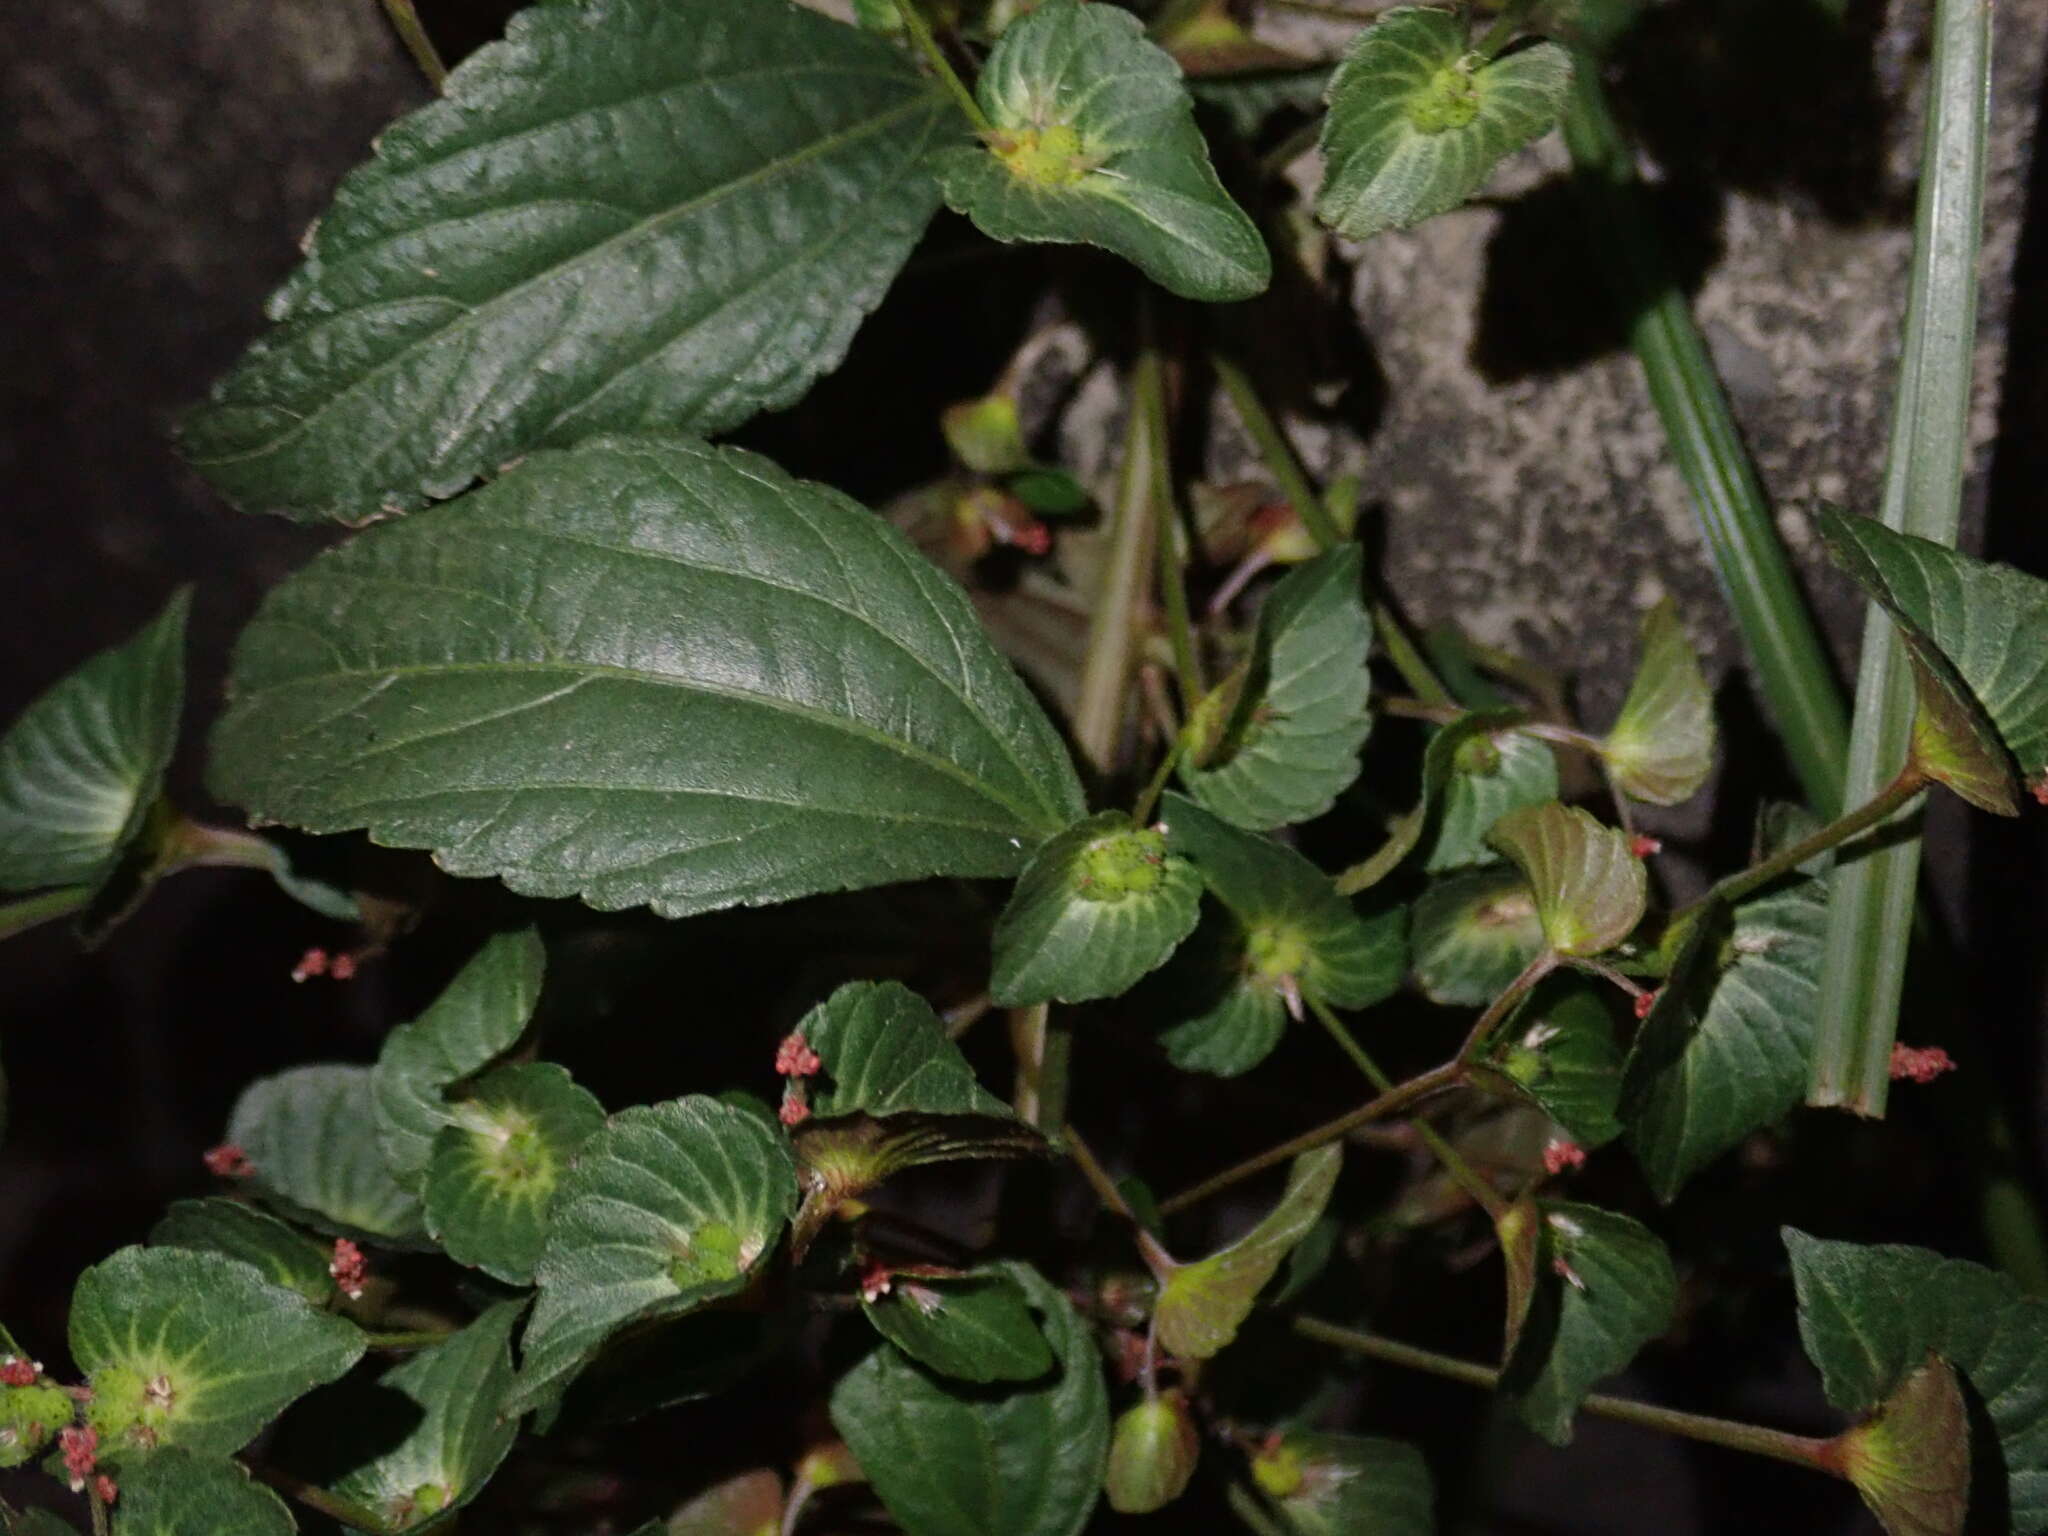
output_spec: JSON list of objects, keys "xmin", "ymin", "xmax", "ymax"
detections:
[
  {"xmin": 1503, "ymin": 1202, "xmax": 1676, "ymax": 1444},
  {"xmin": 1335, "ymin": 709, "xmax": 1525, "ymax": 894},
  {"xmin": 113, "ymin": 1448, "xmax": 296, "ymax": 1536},
  {"xmin": 1422, "ymin": 723, "xmax": 1560, "ymax": 874},
  {"xmin": 210, "ymin": 437, "xmax": 1083, "ymax": 920},
  {"xmin": 1785, "ymin": 1228, "xmax": 2048, "ymax": 1529},
  {"xmin": 1487, "ymin": 803, "xmax": 1646, "ymax": 958},
  {"xmin": 1155, "ymin": 1144, "xmax": 1342, "ymax": 1359},
  {"xmin": 0, "ymin": 590, "xmax": 188, "ymax": 895},
  {"xmin": 1254, "ymin": 1432, "xmax": 1433, "ymax": 1536},
  {"xmin": 1159, "ymin": 972, "xmax": 1288, "ymax": 1079},
  {"xmin": 666, "ymin": 1470, "xmax": 785, "ymax": 1536},
  {"xmin": 1317, "ymin": 8, "xmax": 1574, "ymax": 240},
  {"xmin": 990, "ymin": 814, "xmax": 1202, "ymax": 1006},
  {"xmin": 513, "ymin": 1095, "xmax": 797, "ymax": 1413},
  {"xmin": 1412, "ymin": 867, "xmax": 1543, "ymax": 1006},
  {"xmin": 1164, "ymin": 795, "xmax": 1406, "ymax": 1012},
  {"xmin": 329, "ymin": 1302, "xmax": 523, "ymax": 1531},
  {"xmin": 424, "ymin": 1062, "xmax": 607, "ymax": 1285},
  {"xmin": 177, "ymin": 0, "xmax": 954, "ymax": 522},
  {"xmin": 373, "ymin": 928, "xmax": 547, "ymax": 1190},
  {"xmin": 935, "ymin": 0, "xmax": 1268, "ymax": 302},
  {"xmin": 830, "ymin": 1261, "xmax": 1109, "ymax": 1536},
  {"xmin": 228, "ymin": 1065, "xmax": 425, "ymax": 1244},
  {"xmin": 1104, "ymin": 1388, "xmax": 1200, "ymax": 1515},
  {"xmin": 71, "ymin": 1247, "xmax": 364, "ymax": 1460},
  {"xmin": 1836, "ymin": 1355, "xmax": 1970, "ymax": 1536},
  {"xmin": 1818, "ymin": 508, "xmax": 2048, "ymax": 810},
  {"xmin": 864, "ymin": 1269, "xmax": 1055, "ymax": 1384},
  {"xmin": 1484, "ymin": 981, "xmax": 1624, "ymax": 1150},
  {"xmin": 1602, "ymin": 600, "xmax": 1715, "ymax": 805},
  {"xmin": 1179, "ymin": 547, "xmax": 1375, "ymax": 831},
  {"xmin": 801, "ymin": 981, "xmax": 1014, "ymax": 1122},
  {"xmin": 149, "ymin": 1198, "xmax": 334, "ymax": 1305},
  {"xmin": 1622, "ymin": 875, "xmax": 1827, "ymax": 1202}
]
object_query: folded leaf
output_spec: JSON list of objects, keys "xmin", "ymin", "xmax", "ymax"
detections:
[
  {"xmin": 229, "ymin": 1064, "xmax": 426, "ymax": 1244},
  {"xmin": 1104, "ymin": 1388, "xmax": 1199, "ymax": 1514},
  {"xmin": 1412, "ymin": 866, "xmax": 1543, "ymax": 1006},
  {"xmin": 178, "ymin": 0, "xmax": 953, "ymax": 520},
  {"xmin": 1159, "ymin": 970, "xmax": 1288, "ymax": 1078},
  {"xmin": 864, "ymin": 1269, "xmax": 1055, "ymax": 1384},
  {"xmin": 935, "ymin": 0, "xmax": 1269, "ymax": 302},
  {"xmin": 113, "ymin": 1448, "xmax": 296, "ymax": 1536},
  {"xmin": 1484, "ymin": 980, "xmax": 1624, "ymax": 1150},
  {"xmin": 211, "ymin": 436, "xmax": 1083, "ymax": 920},
  {"xmin": 1602, "ymin": 599, "xmax": 1715, "ymax": 805},
  {"xmin": 1487, "ymin": 802, "xmax": 1646, "ymax": 958},
  {"xmin": 149, "ymin": 1198, "xmax": 334, "ymax": 1305}
]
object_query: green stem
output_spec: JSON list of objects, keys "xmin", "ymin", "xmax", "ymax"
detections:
[
  {"xmin": 1373, "ymin": 604, "xmax": 1457, "ymax": 707},
  {"xmin": 895, "ymin": 0, "xmax": 994, "ymax": 137},
  {"xmin": 1474, "ymin": 0, "xmax": 1533, "ymax": 59},
  {"xmin": 0, "ymin": 884, "xmax": 91, "ymax": 941},
  {"xmin": 1132, "ymin": 740, "xmax": 1184, "ymax": 827},
  {"xmin": 361, "ymin": 1330, "xmax": 453, "ymax": 1350},
  {"xmin": 1211, "ymin": 351, "xmax": 1340, "ymax": 550},
  {"xmin": 1810, "ymin": 0, "xmax": 1992, "ymax": 1117},
  {"xmin": 1293, "ymin": 1318, "xmax": 1838, "ymax": 1473},
  {"xmin": 252, "ymin": 1463, "xmax": 395, "ymax": 1533},
  {"xmin": 88, "ymin": 1484, "xmax": 110, "ymax": 1536},
  {"xmin": 1065, "ymin": 1125, "xmax": 1137, "ymax": 1221},
  {"xmin": 1139, "ymin": 343, "xmax": 1206, "ymax": 713},
  {"xmin": 1456, "ymin": 951, "xmax": 1557, "ymax": 1063},
  {"xmin": 1226, "ymin": 1482, "xmax": 1296, "ymax": 1536},
  {"xmin": 1561, "ymin": 57, "xmax": 1847, "ymax": 815},
  {"xmin": 378, "ymin": 0, "xmax": 448, "ymax": 90},
  {"xmin": 1009, "ymin": 1003, "xmax": 1068, "ymax": 1134}
]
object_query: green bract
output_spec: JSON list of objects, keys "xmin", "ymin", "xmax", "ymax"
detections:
[
  {"xmin": 1602, "ymin": 600, "xmax": 1716, "ymax": 805},
  {"xmin": 1254, "ymin": 1432, "xmax": 1433, "ymax": 1536},
  {"xmin": 1487, "ymin": 802, "xmax": 1646, "ymax": 958},
  {"xmin": 149, "ymin": 1198, "xmax": 335, "ymax": 1305},
  {"xmin": 228, "ymin": 1064, "xmax": 426, "ymax": 1244},
  {"xmin": 113, "ymin": 1449, "xmax": 297, "ymax": 1536}
]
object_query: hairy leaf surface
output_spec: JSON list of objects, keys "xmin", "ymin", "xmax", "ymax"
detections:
[
  {"xmin": 229, "ymin": 1065, "xmax": 426, "ymax": 1244},
  {"xmin": 149, "ymin": 1198, "xmax": 334, "ymax": 1305},
  {"xmin": 864, "ymin": 1270, "xmax": 1055, "ymax": 1385},
  {"xmin": 114, "ymin": 1449, "xmax": 296, "ymax": 1536}
]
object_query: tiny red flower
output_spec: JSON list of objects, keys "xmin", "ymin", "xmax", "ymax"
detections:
[
  {"xmin": 1634, "ymin": 988, "xmax": 1659, "ymax": 1021},
  {"xmin": 774, "ymin": 1031, "xmax": 822, "ymax": 1078},
  {"xmin": 329, "ymin": 1238, "xmax": 368, "ymax": 1300},
  {"xmin": 94, "ymin": 1475, "xmax": 118, "ymax": 1507},
  {"xmin": 203, "ymin": 1143, "xmax": 254, "ymax": 1178},
  {"xmin": 1543, "ymin": 1139, "xmax": 1587, "ymax": 1175},
  {"xmin": 2032, "ymin": 779, "xmax": 2048, "ymax": 806},
  {"xmin": 328, "ymin": 951, "xmax": 358, "ymax": 981},
  {"xmin": 1630, "ymin": 834, "xmax": 1663, "ymax": 858},
  {"xmin": 60, "ymin": 1424, "xmax": 96, "ymax": 1491},
  {"xmin": 859, "ymin": 1255, "xmax": 893, "ymax": 1304},
  {"xmin": 1889, "ymin": 1044, "xmax": 1957, "ymax": 1085},
  {"xmin": 290, "ymin": 947, "xmax": 330, "ymax": 982},
  {"xmin": 778, "ymin": 1085, "xmax": 811, "ymax": 1127},
  {"xmin": 1551, "ymin": 1256, "xmax": 1588, "ymax": 1292},
  {"xmin": 0, "ymin": 1357, "xmax": 37, "ymax": 1386}
]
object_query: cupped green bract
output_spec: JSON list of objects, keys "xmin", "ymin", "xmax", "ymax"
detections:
[
  {"xmin": 1159, "ymin": 968, "xmax": 1288, "ymax": 1078},
  {"xmin": 1835, "ymin": 1356, "xmax": 1970, "ymax": 1536},
  {"xmin": 1317, "ymin": 8, "xmax": 1573, "ymax": 240},
  {"xmin": 864, "ymin": 1268, "xmax": 1055, "ymax": 1385},
  {"xmin": 1602, "ymin": 599, "xmax": 1715, "ymax": 805},
  {"xmin": 210, "ymin": 437, "xmax": 1083, "ymax": 921},
  {"xmin": 0, "ymin": 589, "xmax": 187, "ymax": 897},
  {"xmin": 69, "ymin": 1247, "xmax": 364, "ymax": 1461},
  {"xmin": 1412, "ymin": 866, "xmax": 1543, "ymax": 1006},
  {"xmin": 830, "ymin": 1261, "xmax": 1110, "ymax": 1536},
  {"xmin": 1154, "ymin": 1143, "xmax": 1341, "ymax": 1359},
  {"xmin": 424, "ymin": 1062, "xmax": 606, "ymax": 1284},
  {"xmin": 228, "ymin": 1064, "xmax": 425, "ymax": 1244},
  {"xmin": 1421, "ymin": 721, "xmax": 1559, "ymax": 874},
  {"xmin": 1483, "ymin": 981, "xmax": 1624, "ymax": 1149},
  {"xmin": 149, "ymin": 1198, "xmax": 334, "ymax": 1305},
  {"xmin": 113, "ymin": 1448, "xmax": 297, "ymax": 1536},
  {"xmin": 1255, "ymin": 1432, "xmax": 1433, "ymax": 1536},
  {"xmin": 935, "ymin": 0, "xmax": 1270, "ymax": 302},
  {"xmin": 511, "ymin": 1095, "xmax": 797, "ymax": 1413},
  {"xmin": 1487, "ymin": 802, "xmax": 1645, "ymax": 958},
  {"xmin": 1178, "ymin": 546, "xmax": 1375, "ymax": 831},
  {"xmin": 178, "ymin": 0, "xmax": 955, "ymax": 521},
  {"xmin": 373, "ymin": 928, "xmax": 547, "ymax": 1190},
  {"xmin": 990, "ymin": 813, "xmax": 1202, "ymax": 1006}
]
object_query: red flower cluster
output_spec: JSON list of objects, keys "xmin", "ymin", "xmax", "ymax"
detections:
[
  {"xmin": 1633, "ymin": 988, "xmax": 1660, "ymax": 1021},
  {"xmin": 203, "ymin": 1143, "xmax": 253, "ymax": 1178},
  {"xmin": 0, "ymin": 1357, "xmax": 37, "ymax": 1386},
  {"xmin": 60, "ymin": 1424, "xmax": 96, "ymax": 1492},
  {"xmin": 1630, "ymin": 834, "xmax": 1663, "ymax": 858},
  {"xmin": 774, "ymin": 1031, "xmax": 822, "ymax": 1078},
  {"xmin": 1888, "ymin": 1044, "xmax": 1957, "ymax": 1085},
  {"xmin": 1543, "ymin": 1139, "xmax": 1587, "ymax": 1176},
  {"xmin": 330, "ymin": 1238, "xmax": 368, "ymax": 1300}
]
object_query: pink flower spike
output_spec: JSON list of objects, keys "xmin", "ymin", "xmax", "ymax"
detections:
[
  {"xmin": 2032, "ymin": 779, "xmax": 2048, "ymax": 806},
  {"xmin": 778, "ymin": 1085, "xmax": 811, "ymax": 1127},
  {"xmin": 774, "ymin": 1031, "xmax": 822, "ymax": 1079},
  {"xmin": 1543, "ymin": 1139, "xmax": 1587, "ymax": 1176},
  {"xmin": 328, "ymin": 952, "xmax": 358, "ymax": 981},
  {"xmin": 329, "ymin": 1239, "xmax": 368, "ymax": 1300},
  {"xmin": 203, "ymin": 1143, "xmax": 254, "ymax": 1179},
  {"xmin": 1630, "ymin": 834, "xmax": 1663, "ymax": 858},
  {"xmin": 1889, "ymin": 1044, "xmax": 1957, "ymax": 1085},
  {"xmin": 94, "ymin": 1474, "xmax": 118, "ymax": 1507},
  {"xmin": 60, "ymin": 1424, "xmax": 97, "ymax": 1492},
  {"xmin": 1633, "ymin": 988, "xmax": 1659, "ymax": 1021},
  {"xmin": 290, "ymin": 947, "xmax": 330, "ymax": 983}
]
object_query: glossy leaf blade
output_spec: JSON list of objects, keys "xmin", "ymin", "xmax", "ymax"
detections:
[
  {"xmin": 0, "ymin": 590, "xmax": 188, "ymax": 894},
  {"xmin": 149, "ymin": 1198, "xmax": 334, "ymax": 1305},
  {"xmin": 229, "ymin": 1065, "xmax": 425, "ymax": 1244},
  {"xmin": 1488, "ymin": 802, "xmax": 1646, "ymax": 958},
  {"xmin": 211, "ymin": 437, "xmax": 1083, "ymax": 919},
  {"xmin": 864, "ymin": 1270, "xmax": 1055, "ymax": 1385},
  {"xmin": 935, "ymin": 0, "xmax": 1269, "ymax": 302},
  {"xmin": 830, "ymin": 1261, "xmax": 1110, "ymax": 1536},
  {"xmin": 114, "ymin": 1449, "xmax": 296, "ymax": 1536},
  {"xmin": 1602, "ymin": 599, "xmax": 1715, "ymax": 805},
  {"xmin": 178, "ymin": 0, "xmax": 953, "ymax": 521}
]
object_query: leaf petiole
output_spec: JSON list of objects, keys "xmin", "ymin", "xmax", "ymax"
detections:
[
  {"xmin": 378, "ymin": 0, "xmax": 448, "ymax": 90},
  {"xmin": 893, "ymin": 0, "xmax": 994, "ymax": 138}
]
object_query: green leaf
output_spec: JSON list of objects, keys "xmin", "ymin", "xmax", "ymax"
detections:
[
  {"xmin": 177, "ymin": 0, "xmax": 953, "ymax": 522},
  {"xmin": 934, "ymin": 0, "xmax": 1269, "ymax": 302},
  {"xmin": 1411, "ymin": 866, "xmax": 1543, "ymax": 1007},
  {"xmin": 0, "ymin": 590, "xmax": 188, "ymax": 895},
  {"xmin": 1253, "ymin": 1432, "xmax": 1433, "ymax": 1536},
  {"xmin": 1622, "ymin": 875, "xmax": 1827, "ymax": 1202},
  {"xmin": 1164, "ymin": 795, "xmax": 1407, "ymax": 1012},
  {"xmin": 1105, "ymin": 1388, "xmax": 1200, "ymax": 1515},
  {"xmin": 1818, "ymin": 508, "xmax": 2048, "ymax": 808},
  {"xmin": 71, "ymin": 1247, "xmax": 364, "ymax": 1460},
  {"xmin": 424, "ymin": 1062, "xmax": 606, "ymax": 1284},
  {"xmin": 1785, "ymin": 1228, "xmax": 2048, "ymax": 1529},
  {"xmin": 1154, "ymin": 1144, "xmax": 1342, "ymax": 1359},
  {"xmin": 1602, "ymin": 599, "xmax": 1715, "ymax": 805},
  {"xmin": 864, "ymin": 1269, "xmax": 1055, "ymax": 1384},
  {"xmin": 1487, "ymin": 803, "xmax": 1646, "ymax": 958},
  {"xmin": 329, "ymin": 1302, "xmax": 523, "ymax": 1531},
  {"xmin": 990, "ymin": 814, "xmax": 1203, "ymax": 1006},
  {"xmin": 1336, "ymin": 709, "xmax": 1526, "ymax": 894},
  {"xmin": 512, "ymin": 1095, "xmax": 797, "ymax": 1413},
  {"xmin": 830, "ymin": 1261, "xmax": 1110, "ymax": 1536},
  {"xmin": 665, "ymin": 1470, "xmax": 785, "ymax": 1536},
  {"xmin": 228, "ymin": 1065, "xmax": 425, "ymax": 1244},
  {"xmin": 373, "ymin": 929, "xmax": 547, "ymax": 1191},
  {"xmin": 1421, "ymin": 722, "xmax": 1559, "ymax": 874},
  {"xmin": 113, "ymin": 1448, "xmax": 296, "ymax": 1536},
  {"xmin": 4, "ymin": 1511, "xmax": 79, "ymax": 1536},
  {"xmin": 1159, "ymin": 969, "xmax": 1287, "ymax": 1079},
  {"xmin": 1179, "ymin": 547, "xmax": 1374, "ymax": 831},
  {"xmin": 1502, "ymin": 1202, "xmax": 1676, "ymax": 1444},
  {"xmin": 210, "ymin": 436, "xmax": 1083, "ymax": 919},
  {"xmin": 802, "ymin": 981, "xmax": 1013, "ymax": 1121},
  {"xmin": 1483, "ymin": 980, "xmax": 1624, "ymax": 1149},
  {"xmin": 1317, "ymin": 9, "xmax": 1573, "ymax": 240},
  {"xmin": 1836, "ymin": 1355, "xmax": 1970, "ymax": 1536},
  {"xmin": 149, "ymin": 1198, "xmax": 334, "ymax": 1305}
]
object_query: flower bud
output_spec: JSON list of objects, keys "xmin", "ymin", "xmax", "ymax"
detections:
[{"xmin": 1105, "ymin": 1388, "xmax": 1199, "ymax": 1514}]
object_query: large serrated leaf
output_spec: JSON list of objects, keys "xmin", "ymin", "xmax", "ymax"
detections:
[
  {"xmin": 1258, "ymin": 1432, "xmax": 1433, "ymax": 1536},
  {"xmin": 1154, "ymin": 1144, "xmax": 1341, "ymax": 1359},
  {"xmin": 211, "ymin": 436, "xmax": 1083, "ymax": 919},
  {"xmin": 178, "ymin": 0, "xmax": 953, "ymax": 521},
  {"xmin": 149, "ymin": 1198, "xmax": 334, "ymax": 1306},
  {"xmin": 228, "ymin": 1065, "xmax": 426, "ymax": 1244},
  {"xmin": 374, "ymin": 929, "xmax": 547, "ymax": 1190},
  {"xmin": 1785, "ymin": 1229, "xmax": 2048, "ymax": 1531},
  {"xmin": 830, "ymin": 1261, "xmax": 1109, "ymax": 1536},
  {"xmin": 1817, "ymin": 508, "xmax": 2048, "ymax": 807},
  {"xmin": 1317, "ymin": 8, "xmax": 1573, "ymax": 240},
  {"xmin": 935, "ymin": 0, "xmax": 1269, "ymax": 302},
  {"xmin": 1487, "ymin": 803, "xmax": 1645, "ymax": 958},
  {"xmin": 1179, "ymin": 546, "xmax": 1374, "ymax": 830},
  {"xmin": 990, "ymin": 814, "xmax": 1202, "ymax": 1006},
  {"xmin": 513, "ymin": 1095, "xmax": 797, "ymax": 1413},
  {"xmin": 329, "ymin": 1302, "xmax": 524, "ymax": 1530},
  {"xmin": 1421, "ymin": 721, "xmax": 1559, "ymax": 874},
  {"xmin": 1602, "ymin": 600, "xmax": 1715, "ymax": 805},
  {"xmin": 71, "ymin": 1247, "xmax": 364, "ymax": 1461},
  {"xmin": 113, "ymin": 1448, "xmax": 296, "ymax": 1536},
  {"xmin": 1622, "ymin": 876, "xmax": 1826, "ymax": 1202},
  {"xmin": 0, "ymin": 590, "xmax": 188, "ymax": 895},
  {"xmin": 1502, "ymin": 1202, "xmax": 1676, "ymax": 1444},
  {"xmin": 864, "ymin": 1269, "xmax": 1055, "ymax": 1385}
]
